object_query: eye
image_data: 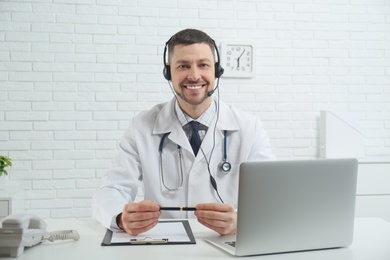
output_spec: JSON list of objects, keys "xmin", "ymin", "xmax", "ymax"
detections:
[{"xmin": 178, "ymin": 65, "xmax": 189, "ymax": 69}]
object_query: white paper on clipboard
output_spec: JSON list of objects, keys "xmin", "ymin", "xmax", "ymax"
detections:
[
  {"xmin": 101, "ymin": 220, "xmax": 196, "ymax": 246},
  {"xmin": 111, "ymin": 221, "xmax": 191, "ymax": 243}
]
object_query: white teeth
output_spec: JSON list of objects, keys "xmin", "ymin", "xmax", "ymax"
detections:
[{"xmin": 186, "ymin": 85, "xmax": 202, "ymax": 90}]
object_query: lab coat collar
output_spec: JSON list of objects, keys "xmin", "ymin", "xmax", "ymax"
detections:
[{"xmin": 153, "ymin": 97, "xmax": 239, "ymax": 135}]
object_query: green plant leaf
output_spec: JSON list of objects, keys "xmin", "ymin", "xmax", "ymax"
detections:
[{"xmin": 0, "ymin": 155, "xmax": 12, "ymax": 176}]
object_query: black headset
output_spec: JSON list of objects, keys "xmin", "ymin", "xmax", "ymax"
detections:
[{"xmin": 162, "ymin": 37, "xmax": 224, "ymax": 81}]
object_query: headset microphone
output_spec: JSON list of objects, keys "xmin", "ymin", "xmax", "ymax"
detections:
[
  {"xmin": 207, "ymin": 89, "xmax": 215, "ymax": 97},
  {"xmin": 207, "ymin": 90, "xmax": 215, "ymax": 97},
  {"xmin": 207, "ymin": 78, "xmax": 220, "ymax": 97}
]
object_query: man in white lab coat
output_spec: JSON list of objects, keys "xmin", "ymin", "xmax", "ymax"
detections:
[{"xmin": 92, "ymin": 29, "xmax": 275, "ymax": 236}]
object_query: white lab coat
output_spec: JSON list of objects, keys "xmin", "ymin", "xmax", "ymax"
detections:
[{"xmin": 92, "ymin": 97, "xmax": 276, "ymax": 229}]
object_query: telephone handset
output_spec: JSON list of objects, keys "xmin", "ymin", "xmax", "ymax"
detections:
[
  {"xmin": 2, "ymin": 213, "xmax": 47, "ymax": 230},
  {"xmin": 0, "ymin": 213, "xmax": 80, "ymax": 258}
]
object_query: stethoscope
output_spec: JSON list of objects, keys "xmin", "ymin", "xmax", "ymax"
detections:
[
  {"xmin": 158, "ymin": 130, "xmax": 231, "ymax": 192},
  {"xmin": 219, "ymin": 130, "xmax": 231, "ymax": 173}
]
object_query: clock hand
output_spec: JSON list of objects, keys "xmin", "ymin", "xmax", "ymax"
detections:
[
  {"xmin": 238, "ymin": 49, "xmax": 245, "ymax": 59},
  {"xmin": 236, "ymin": 49, "xmax": 246, "ymax": 68}
]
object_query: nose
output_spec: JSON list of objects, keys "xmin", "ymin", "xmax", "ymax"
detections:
[{"xmin": 187, "ymin": 67, "xmax": 201, "ymax": 81}]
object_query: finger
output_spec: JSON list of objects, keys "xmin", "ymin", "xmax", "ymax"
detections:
[
  {"xmin": 123, "ymin": 201, "xmax": 161, "ymax": 222},
  {"xmin": 125, "ymin": 210, "xmax": 162, "ymax": 222},
  {"xmin": 197, "ymin": 218, "xmax": 224, "ymax": 230},
  {"xmin": 195, "ymin": 209, "xmax": 224, "ymax": 221},
  {"xmin": 125, "ymin": 200, "xmax": 160, "ymax": 213},
  {"xmin": 123, "ymin": 219, "xmax": 159, "ymax": 236},
  {"xmin": 123, "ymin": 216, "xmax": 157, "ymax": 230},
  {"xmin": 197, "ymin": 217, "xmax": 235, "ymax": 236},
  {"xmin": 196, "ymin": 203, "xmax": 235, "ymax": 213},
  {"xmin": 196, "ymin": 210, "xmax": 232, "ymax": 226},
  {"xmin": 195, "ymin": 206, "xmax": 235, "ymax": 222}
]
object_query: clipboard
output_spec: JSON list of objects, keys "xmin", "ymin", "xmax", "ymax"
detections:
[{"xmin": 101, "ymin": 220, "xmax": 196, "ymax": 246}]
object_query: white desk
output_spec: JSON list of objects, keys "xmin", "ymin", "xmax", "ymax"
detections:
[{"xmin": 1, "ymin": 218, "xmax": 390, "ymax": 259}]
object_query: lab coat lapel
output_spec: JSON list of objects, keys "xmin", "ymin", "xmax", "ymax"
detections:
[
  {"xmin": 216, "ymin": 100, "xmax": 240, "ymax": 132},
  {"xmin": 153, "ymin": 98, "xmax": 193, "ymax": 153},
  {"xmin": 195, "ymin": 100, "xmax": 240, "ymax": 162}
]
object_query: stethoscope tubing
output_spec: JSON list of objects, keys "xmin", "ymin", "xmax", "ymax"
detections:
[{"xmin": 158, "ymin": 130, "xmax": 231, "ymax": 174}]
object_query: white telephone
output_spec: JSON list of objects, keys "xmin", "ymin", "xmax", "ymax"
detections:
[{"xmin": 0, "ymin": 213, "xmax": 79, "ymax": 258}]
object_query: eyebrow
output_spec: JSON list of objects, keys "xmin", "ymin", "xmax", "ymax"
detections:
[{"xmin": 174, "ymin": 58, "xmax": 213, "ymax": 64}]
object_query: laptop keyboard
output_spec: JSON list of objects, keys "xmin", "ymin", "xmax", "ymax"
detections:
[{"xmin": 225, "ymin": 241, "xmax": 236, "ymax": 248}]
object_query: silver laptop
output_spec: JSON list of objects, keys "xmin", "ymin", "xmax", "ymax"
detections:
[{"xmin": 205, "ymin": 158, "xmax": 358, "ymax": 256}]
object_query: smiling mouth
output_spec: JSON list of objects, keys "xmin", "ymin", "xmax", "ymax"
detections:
[{"xmin": 183, "ymin": 84, "xmax": 206, "ymax": 90}]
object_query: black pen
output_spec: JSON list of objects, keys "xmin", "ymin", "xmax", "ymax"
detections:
[{"xmin": 160, "ymin": 207, "xmax": 196, "ymax": 211}]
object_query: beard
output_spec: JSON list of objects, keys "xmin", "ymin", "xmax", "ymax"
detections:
[
  {"xmin": 175, "ymin": 79, "xmax": 212, "ymax": 106},
  {"xmin": 176, "ymin": 91, "xmax": 209, "ymax": 106}
]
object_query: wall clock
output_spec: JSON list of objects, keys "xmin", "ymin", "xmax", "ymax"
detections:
[{"xmin": 219, "ymin": 42, "xmax": 255, "ymax": 78}]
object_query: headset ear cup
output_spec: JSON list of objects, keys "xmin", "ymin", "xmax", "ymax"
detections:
[
  {"xmin": 215, "ymin": 63, "xmax": 224, "ymax": 78},
  {"xmin": 163, "ymin": 65, "xmax": 171, "ymax": 80}
]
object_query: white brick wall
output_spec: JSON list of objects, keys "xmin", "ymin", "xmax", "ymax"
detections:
[{"xmin": 1, "ymin": 0, "xmax": 390, "ymax": 218}]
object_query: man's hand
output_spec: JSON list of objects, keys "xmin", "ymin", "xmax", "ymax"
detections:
[
  {"xmin": 194, "ymin": 203, "xmax": 237, "ymax": 235},
  {"xmin": 117, "ymin": 200, "xmax": 161, "ymax": 236}
]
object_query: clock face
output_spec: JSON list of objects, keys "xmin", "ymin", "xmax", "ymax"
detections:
[{"xmin": 220, "ymin": 43, "xmax": 254, "ymax": 78}]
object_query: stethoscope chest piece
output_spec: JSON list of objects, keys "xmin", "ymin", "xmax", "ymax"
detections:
[{"xmin": 220, "ymin": 161, "xmax": 231, "ymax": 173}]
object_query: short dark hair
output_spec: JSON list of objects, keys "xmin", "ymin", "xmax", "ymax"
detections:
[{"xmin": 166, "ymin": 28, "xmax": 216, "ymax": 63}]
